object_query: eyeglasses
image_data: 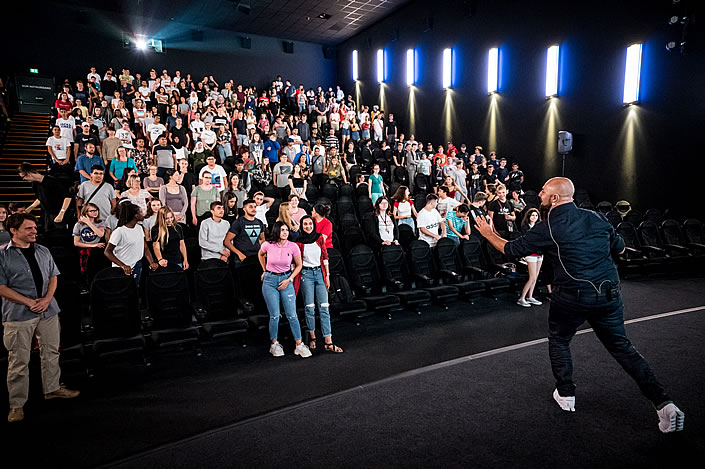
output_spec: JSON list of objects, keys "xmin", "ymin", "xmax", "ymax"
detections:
[{"xmin": 88, "ymin": 209, "xmax": 99, "ymax": 213}]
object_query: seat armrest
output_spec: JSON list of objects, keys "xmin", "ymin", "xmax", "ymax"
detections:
[
  {"xmin": 412, "ymin": 273, "xmax": 433, "ymax": 286},
  {"xmin": 663, "ymin": 243, "xmax": 690, "ymax": 253},
  {"xmin": 438, "ymin": 269, "xmax": 462, "ymax": 283},
  {"xmin": 462, "ymin": 265, "xmax": 486, "ymax": 279},
  {"xmin": 640, "ymin": 245, "xmax": 666, "ymax": 254}
]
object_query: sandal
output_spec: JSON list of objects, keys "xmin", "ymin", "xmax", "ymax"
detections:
[
  {"xmin": 324, "ymin": 342, "xmax": 344, "ymax": 353},
  {"xmin": 308, "ymin": 336, "xmax": 317, "ymax": 350}
]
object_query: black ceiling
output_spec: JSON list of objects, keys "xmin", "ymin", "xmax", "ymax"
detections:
[{"xmin": 65, "ymin": 0, "xmax": 413, "ymax": 45}]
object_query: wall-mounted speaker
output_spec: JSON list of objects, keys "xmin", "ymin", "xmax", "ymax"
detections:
[
  {"xmin": 240, "ymin": 37, "xmax": 251, "ymax": 49},
  {"xmin": 558, "ymin": 131, "xmax": 573, "ymax": 153},
  {"xmin": 283, "ymin": 41, "xmax": 294, "ymax": 54}
]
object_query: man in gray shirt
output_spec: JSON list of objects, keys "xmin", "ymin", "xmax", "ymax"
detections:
[
  {"xmin": 199, "ymin": 201, "xmax": 231, "ymax": 261},
  {"xmin": 76, "ymin": 165, "xmax": 117, "ymax": 222},
  {"xmin": 0, "ymin": 214, "xmax": 80, "ymax": 423}
]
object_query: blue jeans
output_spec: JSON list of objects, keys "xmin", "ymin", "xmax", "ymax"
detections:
[
  {"xmin": 131, "ymin": 260, "xmax": 143, "ymax": 287},
  {"xmin": 549, "ymin": 286, "xmax": 670, "ymax": 406},
  {"xmin": 262, "ymin": 272, "xmax": 301, "ymax": 342},
  {"xmin": 300, "ymin": 267, "xmax": 331, "ymax": 338},
  {"xmin": 398, "ymin": 217, "xmax": 415, "ymax": 230},
  {"xmin": 218, "ymin": 142, "xmax": 232, "ymax": 162}
]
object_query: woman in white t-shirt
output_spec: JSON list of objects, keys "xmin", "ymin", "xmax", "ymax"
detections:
[
  {"xmin": 104, "ymin": 201, "xmax": 157, "ymax": 286},
  {"xmin": 392, "ymin": 185, "xmax": 418, "ymax": 230},
  {"xmin": 366, "ymin": 197, "xmax": 399, "ymax": 250}
]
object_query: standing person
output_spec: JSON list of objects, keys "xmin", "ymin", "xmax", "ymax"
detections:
[
  {"xmin": 151, "ymin": 207, "xmax": 188, "ymax": 270},
  {"xmin": 445, "ymin": 203, "xmax": 471, "ymax": 244},
  {"xmin": 104, "ymin": 201, "xmax": 157, "ymax": 286},
  {"xmin": 368, "ymin": 163, "xmax": 385, "ymax": 204},
  {"xmin": 159, "ymin": 169, "xmax": 188, "ymax": 223},
  {"xmin": 190, "ymin": 171, "xmax": 221, "ymax": 226},
  {"xmin": 295, "ymin": 215, "xmax": 343, "ymax": 353},
  {"xmin": 46, "ymin": 125, "xmax": 72, "ymax": 168},
  {"xmin": 152, "ymin": 134, "xmax": 177, "ymax": 180},
  {"xmin": 76, "ymin": 165, "xmax": 116, "ymax": 223},
  {"xmin": 311, "ymin": 203, "xmax": 333, "ymax": 249},
  {"xmin": 72, "ymin": 203, "xmax": 106, "ymax": 287},
  {"xmin": 365, "ymin": 197, "xmax": 399, "ymax": 250},
  {"xmin": 1, "ymin": 214, "xmax": 80, "ymax": 423},
  {"xmin": 198, "ymin": 201, "xmax": 231, "ymax": 262},
  {"xmin": 18, "ymin": 163, "xmax": 75, "ymax": 228},
  {"xmin": 258, "ymin": 222, "xmax": 311, "ymax": 358},
  {"xmin": 416, "ymin": 194, "xmax": 446, "ymax": 247},
  {"xmin": 473, "ymin": 177, "xmax": 685, "ymax": 432},
  {"xmin": 121, "ymin": 175, "xmax": 152, "ymax": 215},
  {"xmin": 0, "ymin": 205, "xmax": 10, "ymax": 245},
  {"xmin": 516, "ymin": 208, "xmax": 544, "ymax": 308},
  {"xmin": 273, "ymin": 153, "xmax": 293, "ymax": 200},
  {"xmin": 487, "ymin": 184, "xmax": 517, "ymax": 240},
  {"xmin": 392, "ymin": 185, "xmax": 417, "ymax": 230},
  {"xmin": 75, "ymin": 142, "xmax": 105, "ymax": 183}
]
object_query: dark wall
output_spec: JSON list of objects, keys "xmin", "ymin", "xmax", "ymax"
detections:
[
  {"xmin": 335, "ymin": 0, "xmax": 705, "ymax": 211},
  {"xmin": 4, "ymin": 5, "xmax": 335, "ymax": 94}
]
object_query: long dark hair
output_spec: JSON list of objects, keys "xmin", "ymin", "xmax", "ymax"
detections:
[
  {"xmin": 521, "ymin": 207, "xmax": 541, "ymax": 227},
  {"xmin": 267, "ymin": 221, "xmax": 289, "ymax": 243}
]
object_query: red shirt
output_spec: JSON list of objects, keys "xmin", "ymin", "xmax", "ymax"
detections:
[
  {"xmin": 55, "ymin": 99, "xmax": 72, "ymax": 112},
  {"xmin": 316, "ymin": 217, "xmax": 333, "ymax": 249}
]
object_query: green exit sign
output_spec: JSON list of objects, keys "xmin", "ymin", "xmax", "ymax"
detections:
[{"xmin": 30, "ymin": 68, "xmax": 39, "ymax": 74}]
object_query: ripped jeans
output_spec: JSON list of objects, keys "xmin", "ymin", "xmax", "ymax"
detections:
[
  {"xmin": 300, "ymin": 267, "xmax": 332, "ymax": 338},
  {"xmin": 262, "ymin": 271, "xmax": 302, "ymax": 342}
]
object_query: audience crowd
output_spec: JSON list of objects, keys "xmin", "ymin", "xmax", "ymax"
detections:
[{"xmin": 6, "ymin": 65, "xmax": 534, "ymax": 360}]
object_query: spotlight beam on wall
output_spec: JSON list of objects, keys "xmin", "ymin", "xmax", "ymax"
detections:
[
  {"xmin": 623, "ymin": 43, "xmax": 642, "ymax": 104},
  {"xmin": 545, "ymin": 45, "xmax": 560, "ymax": 97},
  {"xmin": 488, "ymin": 47, "xmax": 499, "ymax": 94},
  {"xmin": 352, "ymin": 50, "xmax": 359, "ymax": 81}
]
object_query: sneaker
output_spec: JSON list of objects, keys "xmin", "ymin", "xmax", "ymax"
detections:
[
  {"xmin": 517, "ymin": 298, "xmax": 531, "ymax": 307},
  {"xmin": 657, "ymin": 403, "xmax": 684, "ymax": 433},
  {"xmin": 8, "ymin": 407, "xmax": 24, "ymax": 423},
  {"xmin": 294, "ymin": 342, "xmax": 312, "ymax": 358},
  {"xmin": 44, "ymin": 385, "xmax": 80, "ymax": 400},
  {"xmin": 553, "ymin": 389, "xmax": 576, "ymax": 412},
  {"xmin": 269, "ymin": 341, "xmax": 285, "ymax": 357},
  {"xmin": 527, "ymin": 297, "xmax": 543, "ymax": 306}
]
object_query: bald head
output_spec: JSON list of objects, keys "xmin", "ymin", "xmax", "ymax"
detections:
[{"xmin": 540, "ymin": 177, "xmax": 575, "ymax": 208}]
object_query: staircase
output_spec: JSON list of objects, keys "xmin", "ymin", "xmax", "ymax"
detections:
[{"xmin": 0, "ymin": 112, "xmax": 51, "ymax": 206}]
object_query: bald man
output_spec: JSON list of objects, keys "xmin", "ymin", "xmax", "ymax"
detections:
[{"xmin": 475, "ymin": 177, "xmax": 684, "ymax": 433}]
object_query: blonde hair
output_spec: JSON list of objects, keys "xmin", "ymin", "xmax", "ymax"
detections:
[
  {"xmin": 127, "ymin": 174, "xmax": 140, "ymax": 189},
  {"xmin": 155, "ymin": 206, "xmax": 175, "ymax": 249},
  {"xmin": 80, "ymin": 203, "xmax": 102, "ymax": 223},
  {"xmin": 277, "ymin": 202, "xmax": 293, "ymax": 229}
]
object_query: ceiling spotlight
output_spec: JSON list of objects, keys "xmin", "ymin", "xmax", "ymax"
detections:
[
  {"xmin": 669, "ymin": 15, "xmax": 679, "ymax": 24},
  {"xmin": 136, "ymin": 39, "xmax": 147, "ymax": 50},
  {"xmin": 318, "ymin": 13, "xmax": 331, "ymax": 20},
  {"xmin": 666, "ymin": 41, "xmax": 677, "ymax": 50}
]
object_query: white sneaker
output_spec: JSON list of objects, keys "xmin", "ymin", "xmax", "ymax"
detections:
[
  {"xmin": 269, "ymin": 341, "xmax": 284, "ymax": 357},
  {"xmin": 553, "ymin": 389, "xmax": 576, "ymax": 412},
  {"xmin": 517, "ymin": 298, "xmax": 531, "ymax": 307},
  {"xmin": 294, "ymin": 342, "xmax": 312, "ymax": 358},
  {"xmin": 527, "ymin": 297, "xmax": 543, "ymax": 305},
  {"xmin": 657, "ymin": 403, "xmax": 684, "ymax": 433}
]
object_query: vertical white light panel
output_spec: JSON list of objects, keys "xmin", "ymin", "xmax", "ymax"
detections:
[
  {"xmin": 377, "ymin": 49, "xmax": 385, "ymax": 83},
  {"xmin": 442, "ymin": 48, "xmax": 452, "ymax": 89},
  {"xmin": 488, "ymin": 47, "xmax": 499, "ymax": 93},
  {"xmin": 623, "ymin": 43, "xmax": 643, "ymax": 104},
  {"xmin": 352, "ymin": 50, "xmax": 358, "ymax": 81},
  {"xmin": 406, "ymin": 49, "xmax": 416, "ymax": 86},
  {"xmin": 545, "ymin": 45, "xmax": 560, "ymax": 97}
]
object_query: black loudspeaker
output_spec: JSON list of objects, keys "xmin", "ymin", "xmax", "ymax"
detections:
[
  {"xmin": 283, "ymin": 41, "xmax": 294, "ymax": 54},
  {"xmin": 558, "ymin": 131, "xmax": 573, "ymax": 153},
  {"xmin": 238, "ymin": 3, "xmax": 251, "ymax": 15},
  {"xmin": 191, "ymin": 29, "xmax": 204, "ymax": 42},
  {"xmin": 423, "ymin": 16, "xmax": 433, "ymax": 32},
  {"xmin": 240, "ymin": 37, "xmax": 251, "ymax": 49},
  {"xmin": 322, "ymin": 47, "xmax": 335, "ymax": 59}
]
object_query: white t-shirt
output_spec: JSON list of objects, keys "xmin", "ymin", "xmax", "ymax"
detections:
[
  {"xmin": 115, "ymin": 129, "xmax": 134, "ymax": 148},
  {"xmin": 417, "ymin": 208, "xmax": 443, "ymax": 247},
  {"xmin": 437, "ymin": 197, "xmax": 460, "ymax": 218},
  {"xmin": 378, "ymin": 214, "xmax": 394, "ymax": 242},
  {"xmin": 147, "ymin": 123, "xmax": 167, "ymax": 144},
  {"xmin": 56, "ymin": 117, "xmax": 76, "ymax": 141},
  {"xmin": 201, "ymin": 129, "xmax": 217, "ymax": 146},
  {"xmin": 138, "ymin": 86, "xmax": 151, "ymax": 101},
  {"xmin": 198, "ymin": 165, "xmax": 228, "ymax": 191},
  {"xmin": 109, "ymin": 225, "xmax": 145, "ymax": 268},
  {"xmin": 302, "ymin": 241, "xmax": 322, "ymax": 268},
  {"xmin": 46, "ymin": 136, "xmax": 70, "ymax": 160},
  {"xmin": 190, "ymin": 120, "xmax": 205, "ymax": 139},
  {"xmin": 394, "ymin": 200, "xmax": 413, "ymax": 218},
  {"xmin": 255, "ymin": 204, "xmax": 269, "ymax": 226}
]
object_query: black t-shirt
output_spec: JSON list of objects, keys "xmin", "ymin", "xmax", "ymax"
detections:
[
  {"xmin": 151, "ymin": 225, "xmax": 184, "ymax": 265},
  {"xmin": 496, "ymin": 166, "xmax": 509, "ymax": 184},
  {"xmin": 20, "ymin": 245, "xmax": 43, "ymax": 296},
  {"xmin": 170, "ymin": 126, "xmax": 188, "ymax": 149},
  {"xmin": 74, "ymin": 132, "xmax": 100, "ymax": 155},
  {"xmin": 386, "ymin": 120, "xmax": 397, "ymax": 137},
  {"xmin": 468, "ymin": 171, "xmax": 482, "ymax": 190},
  {"xmin": 33, "ymin": 175, "xmax": 72, "ymax": 213},
  {"xmin": 488, "ymin": 199, "xmax": 515, "ymax": 233},
  {"xmin": 481, "ymin": 172, "xmax": 498, "ymax": 187},
  {"xmin": 468, "ymin": 205, "xmax": 490, "ymax": 235},
  {"xmin": 101, "ymin": 80, "xmax": 118, "ymax": 97},
  {"xmin": 233, "ymin": 118, "xmax": 247, "ymax": 135},
  {"xmin": 228, "ymin": 217, "xmax": 264, "ymax": 257},
  {"xmin": 508, "ymin": 170, "xmax": 524, "ymax": 191}
]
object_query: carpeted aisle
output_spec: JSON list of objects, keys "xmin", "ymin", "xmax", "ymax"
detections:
[{"xmin": 106, "ymin": 309, "xmax": 705, "ymax": 468}]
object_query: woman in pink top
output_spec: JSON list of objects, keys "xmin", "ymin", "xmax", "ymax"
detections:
[{"xmin": 258, "ymin": 221, "xmax": 310, "ymax": 358}]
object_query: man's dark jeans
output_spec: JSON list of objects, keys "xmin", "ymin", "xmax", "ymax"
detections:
[{"xmin": 548, "ymin": 286, "xmax": 670, "ymax": 407}]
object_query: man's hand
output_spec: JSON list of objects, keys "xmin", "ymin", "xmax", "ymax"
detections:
[
  {"xmin": 474, "ymin": 216, "xmax": 494, "ymax": 239},
  {"xmin": 30, "ymin": 297, "xmax": 52, "ymax": 313},
  {"xmin": 120, "ymin": 264, "xmax": 132, "ymax": 276}
]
